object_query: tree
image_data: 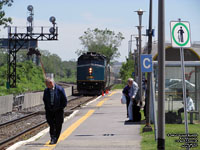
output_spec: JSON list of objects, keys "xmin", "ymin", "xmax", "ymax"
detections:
[
  {"xmin": 0, "ymin": 0, "xmax": 13, "ymax": 27},
  {"xmin": 76, "ymin": 28, "xmax": 124, "ymax": 64},
  {"xmin": 66, "ymin": 69, "xmax": 72, "ymax": 78},
  {"xmin": 0, "ymin": 49, "xmax": 7, "ymax": 66},
  {"xmin": 119, "ymin": 58, "xmax": 134, "ymax": 85}
]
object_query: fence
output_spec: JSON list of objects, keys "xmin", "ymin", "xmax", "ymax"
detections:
[{"xmin": 0, "ymin": 86, "xmax": 72, "ymax": 115}]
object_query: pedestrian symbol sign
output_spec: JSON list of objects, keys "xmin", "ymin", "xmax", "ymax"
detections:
[{"xmin": 170, "ymin": 21, "xmax": 191, "ymax": 48}]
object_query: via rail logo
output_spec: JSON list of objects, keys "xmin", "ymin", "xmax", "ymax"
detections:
[{"xmin": 170, "ymin": 21, "xmax": 191, "ymax": 48}]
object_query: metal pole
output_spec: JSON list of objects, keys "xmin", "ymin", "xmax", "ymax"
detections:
[
  {"xmin": 138, "ymin": 14, "xmax": 143, "ymax": 104},
  {"xmin": 7, "ymin": 26, "xmax": 11, "ymax": 89},
  {"xmin": 180, "ymin": 47, "xmax": 189, "ymax": 134},
  {"xmin": 157, "ymin": 0, "xmax": 165, "ymax": 149},
  {"xmin": 151, "ymin": 71, "xmax": 158, "ymax": 140},
  {"xmin": 143, "ymin": 0, "xmax": 153, "ymax": 132},
  {"xmin": 135, "ymin": 37, "xmax": 139, "ymax": 78},
  {"xmin": 128, "ymin": 40, "xmax": 131, "ymax": 57},
  {"xmin": 130, "ymin": 35, "xmax": 133, "ymax": 54}
]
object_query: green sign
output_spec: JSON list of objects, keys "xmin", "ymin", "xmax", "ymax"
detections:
[{"xmin": 170, "ymin": 21, "xmax": 191, "ymax": 48}]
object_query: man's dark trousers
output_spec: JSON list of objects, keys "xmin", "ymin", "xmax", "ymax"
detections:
[{"xmin": 46, "ymin": 109, "xmax": 64, "ymax": 140}]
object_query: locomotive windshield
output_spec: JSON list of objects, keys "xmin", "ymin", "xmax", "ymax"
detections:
[
  {"xmin": 78, "ymin": 59, "xmax": 105, "ymax": 65},
  {"xmin": 78, "ymin": 53, "xmax": 106, "ymax": 65}
]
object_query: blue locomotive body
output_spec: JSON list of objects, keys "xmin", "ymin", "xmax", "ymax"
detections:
[{"xmin": 77, "ymin": 52, "xmax": 113, "ymax": 95}]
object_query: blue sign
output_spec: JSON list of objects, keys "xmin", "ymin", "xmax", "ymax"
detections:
[
  {"xmin": 0, "ymin": 38, "xmax": 37, "ymax": 49},
  {"xmin": 132, "ymin": 72, "xmax": 135, "ymax": 78},
  {"xmin": 141, "ymin": 54, "xmax": 152, "ymax": 72}
]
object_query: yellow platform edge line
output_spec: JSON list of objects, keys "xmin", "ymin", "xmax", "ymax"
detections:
[
  {"xmin": 40, "ymin": 109, "xmax": 95, "ymax": 150},
  {"xmin": 96, "ymin": 98, "xmax": 108, "ymax": 107},
  {"xmin": 108, "ymin": 91, "xmax": 117, "ymax": 96}
]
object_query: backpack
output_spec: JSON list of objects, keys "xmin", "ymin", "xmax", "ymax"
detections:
[
  {"xmin": 134, "ymin": 89, "xmax": 140, "ymax": 101},
  {"xmin": 132, "ymin": 104, "xmax": 141, "ymax": 122}
]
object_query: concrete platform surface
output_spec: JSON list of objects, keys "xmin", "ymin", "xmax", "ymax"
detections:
[{"xmin": 9, "ymin": 90, "xmax": 142, "ymax": 150}]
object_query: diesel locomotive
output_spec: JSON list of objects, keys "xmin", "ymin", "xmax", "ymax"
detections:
[{"xmin": 77, "ymin": 52, "xmax": 115, "ymax": 95}]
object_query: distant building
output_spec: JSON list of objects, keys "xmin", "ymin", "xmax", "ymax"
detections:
[
  {"xmin": 143, "ymin": 41, "xmax": 200, "ymax": 61},
  {"xmin": 112, "ymin": 61, "xmax": 122, "ymax": 77}
]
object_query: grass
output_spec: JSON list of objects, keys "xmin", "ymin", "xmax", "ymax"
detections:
[
  {"xmin": 112, "ymin": 84, "xmax": 124, "ymax": 90},
  {"xmin": 141, "ymin": 123, "xmax": 200, "ymax": 150}
]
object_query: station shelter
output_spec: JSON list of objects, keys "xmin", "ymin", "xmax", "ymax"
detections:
[{"xmin": 145, "ymin": 42, "xmax": 200, "ymax": 122}]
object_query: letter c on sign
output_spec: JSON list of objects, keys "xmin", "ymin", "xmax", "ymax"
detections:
[{"xmin": 143, "ymin": 58, "xmax": 150, "ymax": 69}]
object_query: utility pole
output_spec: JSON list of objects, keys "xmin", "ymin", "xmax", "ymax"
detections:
[
  {"xmin": 135, "ymin": 9, "xmax": 145, "ymax": 104},
  {"xmin": 143, "ymin": 0, "xmax": 153, "ymax": 132},
  {"xmin": 128, "ymin": 35, "xmax": 134, "ymax": 59},
  {"xmin": 157, "ymin": 0, "xmax": 165, "ymax": 149},
  {"xmin": 135, "ymin": 37, "xmax": 139, "ymax": 78}
]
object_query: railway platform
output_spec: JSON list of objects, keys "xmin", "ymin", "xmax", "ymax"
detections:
[{"xmin": 8, "ymin": 90, "xmax": 142, "ymax": 150}]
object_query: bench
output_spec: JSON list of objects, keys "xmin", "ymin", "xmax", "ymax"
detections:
[{"xmin": 188, "ymin": 111, "xmax": 199, "ymax": 124}]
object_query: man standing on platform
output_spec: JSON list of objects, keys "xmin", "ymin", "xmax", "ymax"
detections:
[
  {"xmin": 125, "ymin": 78, "xmax": 139, "ymax": 122},
  {"xmin": 43, "ymin": 77, "xmax": 67, "ymax": 144}
]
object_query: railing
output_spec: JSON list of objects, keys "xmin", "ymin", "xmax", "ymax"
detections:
[{"xmin": 13, "ymin": 94, "xmax": 24, "ymax": 111}]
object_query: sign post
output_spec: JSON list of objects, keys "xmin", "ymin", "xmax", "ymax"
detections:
[
  {"xmin": 170, "ymin": 19, "xmax": 191, "ymax": 135},
  {"xmin": 141, "ymin": 54, "xmax": 154, "ymax": 133}
]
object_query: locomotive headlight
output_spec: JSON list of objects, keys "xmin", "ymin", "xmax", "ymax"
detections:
[{"xmin": 89, "ymin": 67, "xmax": 93, "ymax": 75}]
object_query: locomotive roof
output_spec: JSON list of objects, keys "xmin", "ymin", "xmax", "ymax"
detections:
[{"xmin": 78, "ymin": 52, "xmax": 106, "ymax": 61}]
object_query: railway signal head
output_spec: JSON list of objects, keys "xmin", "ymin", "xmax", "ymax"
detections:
[
  {"xmin": 27, "ymin": 5, "xmax": 33, "ymax": 12},
  {"xmin": 49, "ymin": 16, "xmax": 57, "ymax": 34},
  {"xmin": 49, "ymin": 16, "xmax": 56, "ymax": 24}
]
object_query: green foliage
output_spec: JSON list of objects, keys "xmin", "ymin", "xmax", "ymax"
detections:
[
  {"xmin": 119, "ymin": 58, "xmax": 135, "ymax": 85},
  {"xmin": 76, "ymin": 28, "xmax": 124, "ymax": 64},
  {"xmin": 40, "ymin": 50, "xmax": 76, "ymax": 83},
  {"xmin": 112, "ymin": 84, "xmax": 124, "ymax": 90},
  {"xmin": 0, "ymin": 0, "xmax": 13, "ymax": 27},
  {"xmin": 0, "ymin": 49, "xmax": 7, "ymax": 66},
  {"xmin": 0, "ymin": 61, "xmax": 45, "ymax": 96}
]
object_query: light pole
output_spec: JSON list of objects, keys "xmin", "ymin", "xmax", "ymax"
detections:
[
  {"xmin": 135, "ymin": 36, "xmax": 139, "ymax": 79},
  {"xmin": 135, "ymin": 8, "xmax": 145, "ymax": 105},
  {"xmin": 143, "ymin": 0, "xmax": 153, "ymax": 133},
  {"xmin": 128, "ymin": 34, "xmax": 136, "ymax": 59},
  {"xmin": 157, "ymin": 0, "xmax": 165, "ymax": 149}
]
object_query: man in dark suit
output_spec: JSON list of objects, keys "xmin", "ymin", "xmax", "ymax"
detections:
[{"xmin": 43, "ymin": 77, "xmax": 67, "ymax": 144}]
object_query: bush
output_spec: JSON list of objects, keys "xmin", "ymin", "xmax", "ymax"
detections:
[
  {"xmin": 119, "ymin": 58, "xmax": 135, "ymax": 85},
  {"xmin": 0, "ymin": 61, "xmax": 45, "ymax": 96}
]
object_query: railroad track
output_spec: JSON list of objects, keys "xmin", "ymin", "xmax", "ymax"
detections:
[
  {"xmin": 0, "ymin": 96, "xmax": 97, "ymax": 150},
  {"xmin": 56, "ymin": 81, "xmax": 76, "ymax": 88}
]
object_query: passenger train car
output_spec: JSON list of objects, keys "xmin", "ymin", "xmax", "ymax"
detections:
[{"xmin": 77, "ymin": 52, "xmax": 115, "ymax": 95}]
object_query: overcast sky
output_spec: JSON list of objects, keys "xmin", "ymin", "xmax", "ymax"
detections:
[{"xmin": 1, "ymin": 0, "xmax": 200, "ymax": 62}]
